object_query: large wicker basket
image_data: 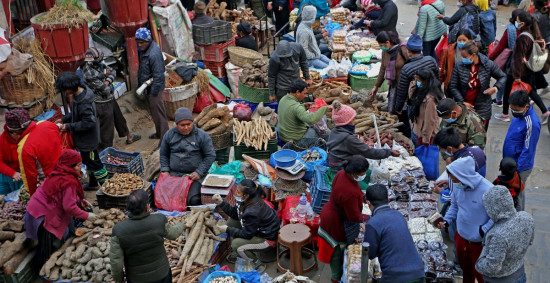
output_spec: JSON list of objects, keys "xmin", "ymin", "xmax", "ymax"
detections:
[
  {"xmin": 1, "ymin": 74, "xmax": 47, "ymax": 105},
  {"xmin": 238, "ymin": 82, "xmax": 270, "ymax": 103},
  {"xmin": 210, "ymin": 131, "xmax": 233, "ymax": 150},
  {"xmin": 164, "ymin": 95, "xmax": 197, "ymax": 120},
  {"xmin": 228, "ymin": 46, "xmax": 263, "ymax": 67}
]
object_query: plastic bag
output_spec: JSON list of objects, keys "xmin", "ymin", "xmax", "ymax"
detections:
[
  {"xmin": 234, "ymin": 103, "xmax": 252, "ymax": 121},
  {"xmin": 236, "ymin": 271, "xmax": 261, "ymax": 283},
  {"xmin": 225, "ymin": 62, "xmax": 243, "ymax": 95},
  {"xmin": 297, "ymin": 147, "xmax": 327, "ymax": 181},
  {"xmin": 510, "ymin": 80, "xmax": 533, "ymax": 94},
  {"xmin": 236, "ymin": 257, "xmax": 255, "ymax": 272},
  {"xmin": 327, "ymin": 60, "xmax": 338, "ymax": 78},
  {"xmin": 154, "ymin": 174, "xmax": 192, "ymax": 212},
  {"xmin": 392, "ymin": 140, "xmax": 409, "ymax": 157},
  {"xmin": 313, "ymin": 115, "xmax": 328, "ymax": 136},
  {"xmin": 415, "ymin": 145, "xmax": 440, "ymax": 180},
  {"xmin": 204, "ymin": 271, "xmax": 241, "ymax": 283},
  {"xmin": 435, "ymin": 34, "xmax": 448, "ymax": 66},
  {"xmin": 369, "ymin": 159, "xmax": 390, "ymax": 183},
  {"xmin": 211, "ymin": 161, "xmax": 244, "ymax": 182},
  {"xmin": 309, "ymin": 98, "xmax": 328, "ymax": 112},
  {"xmin": 336, "ymin": 63, "xmax": 348, "ymax": 77},
  {"xmin": 5, "ymin": 48, "xmax": 32, "ymax": 76}
]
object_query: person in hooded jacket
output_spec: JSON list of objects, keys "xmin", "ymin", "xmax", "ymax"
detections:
[
  {"xmin": 296, "ymin": 6, "xmax": 331, "ymax": 69},
  {"xmin": 55, "ymin": 72, "xmax": 108, "ymax": 191},
  {"xmin": 214, "ymin": 179, "xmax": 280, "ymax": 272},
  {"xmin": 25, "ymin": 150, "xmax": 96, "ymax": 268},
  {"xmin": 235, "ymin": 23, "xmax": 258, "ymax": 51},
  {"xmin": 476, "ymin": 185, "xmax": 534, "ymax": 283},
  {"xmin": 327, "ymin": 101, "xmax": 399, "ymax": 169},
  {"xmin": 364, "ymin": 0, "xmax": 398, "ymax": 35},
  {"xmin": 268, "ymin": 40, "xmax": 311, "ymax": 101},
  {"xmin": 437, "ymin": 156, "xmax": 494, "ymax": 283},
  {"xmin": 493, "ymin": 157, "xmax": 525, "ymax": 210}
]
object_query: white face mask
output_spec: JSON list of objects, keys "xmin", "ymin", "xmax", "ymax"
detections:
[
  {"xmin": 354, "ymin": 174, "xmax": 367, "ymax": 182},
  {"xmin": 456, "ymin": 1, "xmax": 463, "ymax": 7}
]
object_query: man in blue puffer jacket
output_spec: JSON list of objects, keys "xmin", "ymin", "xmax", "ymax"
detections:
[{"xmin": 502, "ymin": 90, "xmax": 541, "ymax": 211}]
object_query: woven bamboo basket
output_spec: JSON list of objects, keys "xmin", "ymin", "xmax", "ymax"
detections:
[
  {"xmin": 1, "ymin": 74, "xmax": 47, "ymax": 105},
  {"xmin": 228, "ymin": 46, "xmax": 263, "ymax": 67},
  {"xmin": 164, "ymin": 95, "xmax": 197, "ymax": 120},
  {"xmin": 210, "ymin": 131, "xmax": 233, "ymax": 150}
]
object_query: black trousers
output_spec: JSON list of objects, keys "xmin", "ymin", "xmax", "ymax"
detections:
[
  {"xmin": 502, "ymin": 74, "xmax": 547, "ymax": 115},
  {"xmin": 81, "ymin": 150, "xmax": 108, "ymax": 187},
  {"xmin": 96, "ymin": 99, "xmax": 130, "ymax": 148},
  {"xmin": 397, "ymin": 110, "xmax": 412, "ymax": 139},
  {"xmin": 187, "ymin": 181, "xmax": 202, "ymax": 207},
  {"xmin": 273, "ymin": 6, "xmax": 290, "ymax": 34}
]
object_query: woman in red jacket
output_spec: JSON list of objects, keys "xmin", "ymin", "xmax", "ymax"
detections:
[
  {"xmin": 25, "ymin": 150, "xmax": 96, "ymax": 268},
  {"xmin": 318, "ymin": 155, "xmax": 369, "ymax": 283},
  {"xmin": 0, "ymin": 110, "xmax": 27, "ymax": 195}
]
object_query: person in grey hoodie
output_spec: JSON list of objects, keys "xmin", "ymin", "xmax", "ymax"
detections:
[
  {"xmin": 476, "ymin": 185, "xmax": 534, "ymax": 283},
  {"xmin": 268, "ymin": 40, "xmax": 311, "ymax": 101},
  {"xmin": 296, "ymin": 6, "xmax": 330, "ymax": 69},
  {"xmin": 159, "ymin": 107, "xmax": 216, "ymax": 206}
]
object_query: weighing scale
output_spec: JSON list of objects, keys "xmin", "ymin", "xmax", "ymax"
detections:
[{"xmin": 276, "ymin": 161, "xmax": 306, "ymax": 175}]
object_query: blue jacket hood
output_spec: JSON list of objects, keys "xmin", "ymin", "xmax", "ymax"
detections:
[{"xmin": 446, "ymin": 156, "xmax": 485, "ymax": 189}]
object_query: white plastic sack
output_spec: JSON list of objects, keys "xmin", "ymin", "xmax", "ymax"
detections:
[
  {"xmin": 225, "ymin": 62, "xmax": 243, "ymax": 96},
  {"xmin": 340, "ymin": 57, "xmax": 352, "ymax": 70},
  {"xmin": 327, "ymin": 59, "xmax": 338, "ymax": 78},
  {"xmin": 392, "ymin": 140, "xmax": 409, "ymax": 157},
  {"xmin": 152, "ymin": 2, "xmax": 194, "ymax": 61},
  {"xmin": 368, "ymin": 159, "xmax": 390, "ymax": 183}
]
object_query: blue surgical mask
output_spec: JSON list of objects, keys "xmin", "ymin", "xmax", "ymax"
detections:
[
  {"xmin": 462, "ymin": 57, "xmax": 473, "ymax": 65},
  {"xmin": 234, "ymin": 195, "xmax": 243, "ymax": 202},
  {"xmin": 445, "ymin": 117, "xmax": 457, "ymax": 124},
  {"xmin": 457, "ymin": 42, "xmax": 465, "ymax": 49},
  {"xmin": 515, "ymin": 21, "xmax": 520, "ymax": 29},
  {"xmin": 354, "ymin": 174, "xmax": 366, "ymax": 182},
  {"xmin": 416, "ymin": 81, "xmax": 422, "ymax": 88},
  {"xmin": 453, "ymin": 182, "xmax": 467, "ymax": 190}
]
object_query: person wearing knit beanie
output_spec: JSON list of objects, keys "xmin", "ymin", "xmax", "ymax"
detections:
[
  {"xmin": 327, "ymin": 100, "xmax": 400, "ymax": 169},
  {"xmin": 192, "ymin": 2, "xmax": 214, "ymax": 25}
]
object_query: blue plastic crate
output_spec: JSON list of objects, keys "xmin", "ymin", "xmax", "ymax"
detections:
[
  {"xmin": 229, "ymin": 99, "xmax": 278, "ymax": 114},
  {"xmin": 310, "ymin": 165, "xmax": 331, "ymax": 213},
  {"xmin": 99, "ymin": 147, "xmax": 144, "ymax": 177}
]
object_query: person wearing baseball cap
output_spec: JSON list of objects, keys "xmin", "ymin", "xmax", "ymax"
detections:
[
  {"xmin": 135, "ymin": 27, "xmax": 169, "ymax": 144},
  {"xmin": 5, "ymin": 108, "xmax": 62, "ymax": 195},
  {"xmin": 82, "ymin": 47, "xmax": 140, "ymax": 149},
  {"xmin": 235, "ymin": 23, "xmax": 258, "ymax": 51}
]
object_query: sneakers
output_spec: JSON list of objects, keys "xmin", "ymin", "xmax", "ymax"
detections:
[
  {"xmin": 494, "ymin": 113, "xmax": 511, "ymax": 122},
  {"xmin": 492, "ymin": 99, "xmax": 503, "ymax": 107}
]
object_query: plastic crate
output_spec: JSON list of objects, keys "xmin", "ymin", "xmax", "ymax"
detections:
[
  {"xmin": 204, "ymin": 60, "xmax": 228, "ymax": 78},
  {"xmin": 215, "ymin": 147, "xmax": 231, "ymax": 165},
  {"xmin": 193, "ymin": 20, "xmax": 232, "ymax": 45},
  {"xmin": 199, "ymin": 39, "xmax": 235, "ymax": 62},
  {"xmin": 0, "ymin": 251, "xmax": 36, "ymax": 283},
  {"xmin": 233, "ymin": 138, "xmax": 278, "ymax": 161},
  {"xmin": 350, "ymin": 74, "xmax": 389, "ymax": 92},
  {"xmin": 310, "ymin": 165, "xmax": 331, "ymax": 213},
  {"xmin": 96, "ymin": 182, "xmax": 152, "ymax": 210},
  {"xmin": 229, "ymin": 99, "xmax": 278, "ymax": 114},
  {"xmin": 99, "ymin": 147, "xmax": 144, "ymax": 177},
  {"xmin": 210, "ymin": 237, "xmax": 230, "ymax": 264}
]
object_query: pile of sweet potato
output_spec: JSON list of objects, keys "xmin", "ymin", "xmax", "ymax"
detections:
[
  {"xmin": 239, "ymin": 59, "xmax": 269, "ymax": 88},
  {"xmin": 195, "ymin": 104, "xmax": 234, "ymax": 136}
]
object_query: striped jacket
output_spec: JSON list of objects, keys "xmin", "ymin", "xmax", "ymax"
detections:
[
  {"xmin": 415, "ymin": 0, "xmax": 447, "ymax": 42},
  {"xmin": 395, "ymin": 54, "xmax": 439, "ymax": 112},
  {"xmin": 503, "ymin": 106, "xmax": 540, "ymax": 173}
]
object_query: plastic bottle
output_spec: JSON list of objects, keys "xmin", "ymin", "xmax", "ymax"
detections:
[{"xmin": 296, "ymin": 193, "xmax": 309, "ymax": 218}]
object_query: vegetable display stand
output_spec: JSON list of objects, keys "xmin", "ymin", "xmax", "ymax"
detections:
[
  {"xmin": 193, "ymin": 21, "xmax": 232, "ymax": 45},
  {"xmin": 163, "ymin": 86, "xmax": 198, "ymax": 120},
  {"xmin": 31, "ymin": 13, "xmax": 89, "ymax": 72},
  {"xmin": 233, "ymin": 138, "xmax": 278, "ymax": 160},
  {"xmin": 215, "ymin": 147, "xmax": 231, "ymax": 165},
  {"xmin": 204, "ymin": 60, "xmax": 228, "ymax": 78},
  {"xmin": 350, "ymin": 74, "xmax": 389, "ymax": 92},
  {"xmin": 99, "ymin": 147, "xmax": 144, "ymax": 177},
  {"xmin": 0, "ymin": 251, "xmax": 37, "ymax": 283},
  {"xmin": 238, "ymin": 82, "xmax": 271, "ymax": 103},
  {"xmin": 96, "ymin": 182, "xmax": 152, "ymax": 209},
  {"xmin": 0, "ymin": 74, "xmax": 47, "ymax": 105},
  {"xmin": 227, "ymin": 46, "xmax": 263, "ymax": 67},
  {"xmin": 200, "ymin": 39, "xmax": 235, "ymax": 62}
]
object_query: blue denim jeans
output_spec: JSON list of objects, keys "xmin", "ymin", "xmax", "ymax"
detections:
[
  {"xmin": 513, "ymin": 272, "xmax": 527, "ymax": 283},
  {"xmin": 319, "ymin": 43, "xmax": 331, "ymax": 58},
  {"xmin": 308, "ymin": 54, "xmax": 331, "ymax": 69}
]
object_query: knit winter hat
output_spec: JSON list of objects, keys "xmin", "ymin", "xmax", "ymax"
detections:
[
  {"xmin": 84, "ymin": 47, "xmax": 103, "ymax": 62},
  {"xmin": 406, "ymin": 34, "xmax": 423, "ymax": 52},
  {"xmin": 174, "ymin": 107, "xmax": 194, "ymax": 124},
  {"xmin": 57, "ymin": 149, "xmax": 83, "ymax": 168},
  {"xmin": 332, "ymin": 100, "xmax": 357, "ymax": 126},
  {"xmin": 194, "ymin": 1, "xmax": 206, "ymax": 14},
  {"xmin": 135, "ymin": 27, "xmax": 152, "ymax": 42},
  {"xmin": 5, "ymin": 108, "xmax": 31, "ymax": 130}
]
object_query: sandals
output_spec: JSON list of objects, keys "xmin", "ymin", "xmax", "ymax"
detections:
[
  {"xmin": 126, "ymin": 134, "xmax": 142, "ymax": 144},
  {"xmin": 148, "ymin": 133, "xmax": 160, "ymax": 139}
]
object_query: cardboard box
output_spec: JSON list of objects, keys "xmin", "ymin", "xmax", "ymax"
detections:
[
  {"xmin": 166, "ymin": 70, "xmax": 183, "ymax": 87},
  {"xmin": 113, "ymin": 81, "xmax": 127, "ymax": 100}
]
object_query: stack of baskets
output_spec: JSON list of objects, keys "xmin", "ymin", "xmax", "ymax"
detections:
[
  {"xmin": 211, "ymin": 131, "xmax": 233, "ymax": 165},
  {"xmin": 163, "ymin": 82, "xmax": 199, "ymax": 120},
  {"xmin": 1, "ymin": 74, "xmax": 48, "ymax": 117}
]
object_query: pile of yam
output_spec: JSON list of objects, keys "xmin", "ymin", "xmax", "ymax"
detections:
[
  {"xmin": 352, "ymin": 111, "xmax": 402, "ymax": 135},
  {"xmin": 39, "ymin": 209, "xmax": 127, "ymax": 282},
  {"xmin": 195, "ymin": 104, "xmax": 234, "ymax": 136},
  {"xmin": 168, "ymin": 207, "xmax": 227, "ymax": 283},
  {"xmin": 233, "ymin": 119, "xmax": 275, "ymax": 150},
  {"xmin": 0, "ymin": 198, "xmax": 27, "ymax": 221},
  {"xmin": 102, "ymin": 173, "xmax": 143, "ymax": 196},
  {"xmin": 0, "ymin": 212, "xmax": 32, "ymax": 276},
  {"xmin": 313, "ymin": 81, "xmax": 352, "ymax": 104},
  {"xmin": 205, "ymin": 0, "xmax": 228, "ymax": 20},
  {"xmin": 239, "ymin": 59, "xmax": 269, "ymax": 88},
  {"xmin": 224, "ymin": 9, "xmax": 258, "ymax": 34}
]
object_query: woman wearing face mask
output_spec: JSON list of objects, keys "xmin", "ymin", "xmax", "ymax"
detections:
[
  {"xmin": 489, "ymin": 9, "xmax": 523, "ymax": 107},
  {"xmin": 408, "ymin": 69, "xmax": 444, "ymax": 146},
  {"xmin": 440, "ymin": 29, "xmax": 475, "ymax": 95},
  {"xmin": 318, "ymin": 156, "xmax": 370, "ymax": 283},
  {"xmin": 371, "ymin": 31, "xmax": 409, "ymax": 115},
  {"xmin": 494, "ymin": 10, "xmax": 550, "ymax": 123},
  {"xmin": 449, "ymin": 42, "xmax": 506, "ymax": 130},
  {"xmin": 212, "ymin": 179, "xmax": 280, "ymax": 271}
]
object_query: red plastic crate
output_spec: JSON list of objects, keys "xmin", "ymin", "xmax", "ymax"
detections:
[
  {"xmin": 203, "ymin": 59, "xmax": 228, "ymax": 78},
  {"xmin": 324, "ymin": 75, "xmax": 349, "ymax": 84},
  {"xmin": 200, "ymin": 39, "xmax": 235, "ymax": 62}
]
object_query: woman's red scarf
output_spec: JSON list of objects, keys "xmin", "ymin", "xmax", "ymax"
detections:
[{"xmin": 42, "ymin": 150, "xmax": 83, "ymax": 199}]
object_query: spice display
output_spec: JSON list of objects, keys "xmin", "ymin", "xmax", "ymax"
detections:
[{"xmin": 101, "ymin": 173, "xmax": 143, "ymax": 196}]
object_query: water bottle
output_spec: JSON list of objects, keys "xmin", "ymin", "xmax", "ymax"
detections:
[{"xmin": 296, "ymin": 193, "xmax": 308, "ymax": 218}]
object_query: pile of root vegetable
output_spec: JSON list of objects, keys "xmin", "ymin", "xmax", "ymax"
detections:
[
  {"xmin": 239, "ymin": 59, "xmax": 269, "ymax": 88},
  {"xmin": 353, "ymin": 111, "xmax": 403, "ymax": 134},
  {"xmin": 195, "ymin": 105, "xmax": 234, "ymax": 135},
  {"xmin": 0, "ymin": 197, "xmax": 27, "ymax": 221},
  {"xmin": 224, "ymin": 9, "xmax": 258, "ymax": 34},
  {"xmin": 358, "ymin": 131, "xmax": 414, "ymax": 154},
  {"xmin": 233, "ymin": 119, "xmax": 276, "ymax": 150},
  {"xmin": 0, "ymin": 197, "xmax": 31, "ymax": 277},
  {"xmin": 166, "ymin": 207, "xmax": 227, "ymax": 283},
  {"xmin": 101, "ymin": 173, "xmax": 143, "ymax": 196},
  {"xmin": 313, "ymin": 81, "xmax": 352, "ymax": 104},
  {"xmin": 39, "ymin": 208, "xmax": 127, "ymax": 282},
  {"xmin": 205, "ymin": 0, "xmax": 229, "ymax": 20}
]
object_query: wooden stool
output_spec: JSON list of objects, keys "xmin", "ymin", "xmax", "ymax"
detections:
[{"xmin": 277, "ymin": 223, "xmax": 317, "ymax": 275}]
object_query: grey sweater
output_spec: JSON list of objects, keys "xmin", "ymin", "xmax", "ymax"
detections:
[
  {"xmin": 476, "ymin": 185, "xmax": 534, "ymax": 282},
  {"xmin": 159, "ymin": 126, "xmax": 216, "ymax": 178},
  {"xmin": 296, "ymin": 6, "xmax": 320, "ymax": 60},
  {"xmin": 327, "ymin": 126, "xmax": 391, "ymax": 164}
]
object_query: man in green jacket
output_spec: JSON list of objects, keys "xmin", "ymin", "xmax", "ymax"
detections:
[
  {"xmin": 278, "ymin": 79, "xmax": 329, "ymax": 149},
  {"xmin": 110, "ymin": 189, "xmax": 184, "ymax": 283}
]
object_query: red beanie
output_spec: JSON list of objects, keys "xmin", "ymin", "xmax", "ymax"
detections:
[{"xmin": 332, "ymin": 100, "xmax": 357, "ymax": 126}]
